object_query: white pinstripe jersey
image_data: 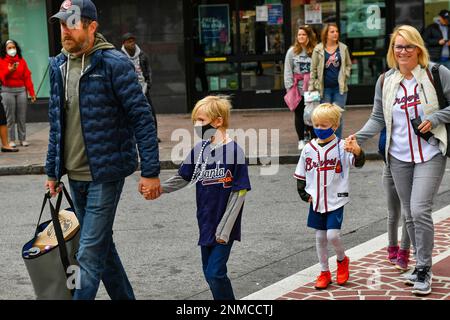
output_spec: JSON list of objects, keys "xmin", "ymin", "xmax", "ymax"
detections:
[{"xmin": 294, "ymin": 137, "xmax": 355, "ymax": 213}]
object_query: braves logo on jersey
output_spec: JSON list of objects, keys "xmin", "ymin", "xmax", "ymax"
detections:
[
  {"xmin": 199, "ymin": 163, "xmax": 233, "ymax": 188},
  {"xmin": 305, "ymin": 157, "xmax": 342, "ymax": 173}
]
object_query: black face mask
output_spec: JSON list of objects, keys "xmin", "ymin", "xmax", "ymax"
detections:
[{"xmin": 195, "ymin": 123, "xmax": 217, "ymax": 140}]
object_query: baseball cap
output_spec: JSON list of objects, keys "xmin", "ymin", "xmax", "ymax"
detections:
[
  {"xmin": 439, "ymin": 9, "xmax": 449, "ymax": 20},
  {"xmin": 122, "ymin": 33, "xmax": 136, "ymax": 42},
  {"xmin": 49, "ymin": 0, "xmax": 98, "ymax": 23}
]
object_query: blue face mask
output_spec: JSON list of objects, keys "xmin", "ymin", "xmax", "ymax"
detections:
[{"xmin": 314, "ymin": 127, "xmax": 335, "ymax": 140}]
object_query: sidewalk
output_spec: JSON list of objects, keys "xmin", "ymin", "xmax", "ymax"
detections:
[
  {"xmin": 243, "ymin": 205, "xmax": 450, "ymax": 300},
  {"xmin": 0, "ymin": 106, "xmax": 380, "ymax": 175}
]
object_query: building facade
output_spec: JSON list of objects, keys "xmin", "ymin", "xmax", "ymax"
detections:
[{"xmin": 0, "ymin": 0, "xmax": 447, "ymax": 120}]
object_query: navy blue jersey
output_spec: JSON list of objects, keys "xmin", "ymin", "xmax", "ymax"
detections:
[{"xmin": 179, "ymin": 140, "xmax": 251, "ymax": 246}]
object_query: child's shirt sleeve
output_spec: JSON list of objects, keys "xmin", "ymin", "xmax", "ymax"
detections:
[
  {"xmin": 294, "ymin": 148, "xmax": 307, "ymax": 180},
  {"xmin": 178, "ymin": 146, "xmax": 197, "ymax": 181},
  {"xmin": 232, "ymin": 144, "xmax": 251, "ymax": 192}
]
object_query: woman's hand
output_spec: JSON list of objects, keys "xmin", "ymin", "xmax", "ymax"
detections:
[
  {"xmin": 31, "ymin": 96, "xmax": 37, "ymax": 103},
  {"xmin": 418, "ymin": 120, "xmax": 432, "ymax": 133},
  {"xmin": 8, "ymin": 63, "xmax": 18, "ymax": 72}
]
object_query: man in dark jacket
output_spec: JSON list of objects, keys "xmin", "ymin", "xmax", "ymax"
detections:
[
  {"xmin": 46, "ymin": 0, "xmax": 161, "ymax": 300},
  {"xmin": 423, "ymin": 9, "xmax": 450, "ymax": 69},
  {"xmin": 121, "ymin": 33, "xmax": 160, "ymax": 141}
]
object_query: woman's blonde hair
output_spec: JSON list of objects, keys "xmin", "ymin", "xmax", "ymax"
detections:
[
  {"xmin": 191, "ymin": 95, "xmax": 232, "ymax": 129},
  {"xmin": 387, "ymin": 25, "xmax": 429, "ymax": 69},
  {"xmin": 321, "ymin": 23, "xmax": 339, "ymax": 46},
  {"xmin": 311, "ymin": 103, "xmax": 344, "ymax": 128},
  {"xmin": 293, "ymin": 25, "xmax": 317, "ymax": 56}
]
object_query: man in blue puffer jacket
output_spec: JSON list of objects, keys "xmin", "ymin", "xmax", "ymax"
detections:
[{"xmin": 45, "ymin": 0, "xmax": 161, "ymax": 300}]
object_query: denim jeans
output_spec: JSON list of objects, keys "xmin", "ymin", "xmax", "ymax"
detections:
[
  {"xmin": 201, "ymin": 242, "xmax": 235, "ymax": 300},
  {"xmin": 69, "ymin": 178, "xmax": 135, "ymax": 300},
  {"xmin": 322, "ymin": 87, "xmax": 348, "ymax": 138}
]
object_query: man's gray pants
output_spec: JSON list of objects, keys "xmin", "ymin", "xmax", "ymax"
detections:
[
  {"xmin": 1, "ymin": 87, "xmax": 28, "ymax": 142},
  {"xmin": 389, "ymin": 154, "xmax": 446, "ymax": 268}
]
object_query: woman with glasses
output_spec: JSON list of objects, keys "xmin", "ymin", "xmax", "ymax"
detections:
[
  {"xmin": 284, "ymin": 25, "xmax": 318, "ymax": 150},
  {"xmin": 347, "ymin": 25, "xmax": 450, "ymax": 296},
  {"xmin": 309, "ymin": 23, "xmax": 352, "ymax": 138}
]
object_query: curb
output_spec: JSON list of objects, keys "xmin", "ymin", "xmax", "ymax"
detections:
[{"xmin": 0, "ymin": 153, "xmax": 383, "ymax": 176}]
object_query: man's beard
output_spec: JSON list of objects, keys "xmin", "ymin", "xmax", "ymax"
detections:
[{"xmin": 62, "ymin": 36, "xmax": 90, "ymax": 54}]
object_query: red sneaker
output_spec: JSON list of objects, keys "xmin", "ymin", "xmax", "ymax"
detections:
[
  {"xmin": 337, "ymin": 256, "xmax": 350, "ymax": 285},
  {"xmin": 314, "ymin": 271, "xmax": 332, "ymax": 289}
]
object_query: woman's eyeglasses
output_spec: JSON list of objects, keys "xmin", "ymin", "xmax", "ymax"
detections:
[{"xmin": 393, "ymin": 45, "xmax": 417, "ymax": 53}]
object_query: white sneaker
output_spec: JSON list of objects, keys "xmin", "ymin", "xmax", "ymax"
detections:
[
  {"xmin": 20, "ymin": 141, "xmax": 30, "ymax": 147},
  {"xmin": 9, "ymin": 141, "xmax": 16, "ymax": 148},
  {"xmin": 298, "ymin": 140, "xmax": 306, "ymax": 150}
]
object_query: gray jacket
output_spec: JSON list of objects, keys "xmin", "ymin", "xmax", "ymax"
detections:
[{"xmin": 356, "ymin": 63, "xmax": 450, "ymax": 162}]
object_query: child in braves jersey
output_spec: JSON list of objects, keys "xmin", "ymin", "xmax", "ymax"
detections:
[
  {"xmin": 294, "ymin": 103, "xmax": 365, "ymax": 290},
  {"xmin": 159, "ymin": 96, "xmax": 251, "ymax": 300}
]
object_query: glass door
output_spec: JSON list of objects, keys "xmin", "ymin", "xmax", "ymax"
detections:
[{"xmin": 339, "ymin": 0, "xmax": 387, "ymax": 101}]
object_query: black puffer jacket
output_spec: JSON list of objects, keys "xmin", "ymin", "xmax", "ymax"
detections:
[{"xmin": 423, "ymin": 22, "xmax": 450, "ymax": 62}]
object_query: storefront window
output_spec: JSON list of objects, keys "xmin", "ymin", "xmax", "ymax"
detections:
[
  {"xmin": 241, "ymin": 61, "xmax": 283, "ymax": 91},
  {"xmin": 195, "ymin": 62, "xmax": 239, "ymax": 92},
  {"xmin": 240, "ymin": 1, "xmax": 285, "ymax": 55},
  {"xmin": 340, "ymin": 0, "xmax": 386, "ymax": 86},
  {"xmin": 290, "ymin": 0, "xmax": 336, "ymax": 42},
  {"xmin": 0, "ymin": 0, "xmax": 50, "ymax": 98}
]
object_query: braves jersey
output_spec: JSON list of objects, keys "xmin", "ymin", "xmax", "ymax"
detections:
[
  {"xmin": 389, "ymin": 78, "xmax": 441, "ymax": 163},
  {"xmin": 179, "ymin": 140, "xmax": 251, "ymax": 246},
  {"xmin": 294, "ymin": 138, "xmax": 355, "ymax": 213}
]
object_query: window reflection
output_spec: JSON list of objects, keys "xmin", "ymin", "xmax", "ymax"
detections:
[
  {"xmin": 241, "ymin": 61, "xmax": 284, "ymax": 91},
  {"xmin": 195, "ymin": 63, "xmax": 239, "ymax": 92}
]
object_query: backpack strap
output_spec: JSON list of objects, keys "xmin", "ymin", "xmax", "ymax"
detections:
[{"xmin": 427, "ymin": 64, "xmax": 447, "ymax": 110}]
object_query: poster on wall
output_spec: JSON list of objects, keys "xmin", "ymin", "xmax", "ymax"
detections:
[
  {"xmin": 198, "ymin": 4, "xmax": 230, "ymax": 46},
  {"xmin": 267, "ymin": 4, "xmax": 283, "ymax": 25},
  {"xmin": 304, "ymin": 4, "xmax": 322, "ymax": 24},
  {"xmin": 256, "ymin": 5, "xmax": 269, "ymax": 22}
]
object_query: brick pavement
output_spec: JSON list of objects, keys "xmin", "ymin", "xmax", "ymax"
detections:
[{"xmin": 244, "ymin": 207, "xmax": 450, "ymax": 301}]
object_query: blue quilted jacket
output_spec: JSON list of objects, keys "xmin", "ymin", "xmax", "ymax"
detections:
[{"xmin": 45, "ymin": 44, "xmax": 160, "ymax": 182}]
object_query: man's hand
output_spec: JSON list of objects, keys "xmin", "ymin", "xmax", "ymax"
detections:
[
  {"xmin": 45, "ymin": 180, "xmax": 60, "ymax": 197},
  {"xmin": 139, "ymin": 177, "xmax": 162, "ymax": 200}
]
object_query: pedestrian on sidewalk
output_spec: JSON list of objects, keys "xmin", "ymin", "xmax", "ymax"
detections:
[
  {"xmin": 121, "ymin": 32, "xmax": 160, "ymax": 142},
  {"xmin": 294, "ymin": 103, "xmax": 365, "ymax": 290},
  {"xmin": 348, "ymin": 25, "xmax": 450, "ymax": 296},
  {"xmin": 0, "ymin": 39, "xmax": 36, "ymax": 147},
  {"xmin": 423, "ymin": 9, "xmax": 450, "ymax": 70},
  {"xmin": 284, "ymin": 25, "xmax": 317, "ymax": 151},
  {"xmin": 309, "ymin": 23, "xmax": 352, "ymax": 138},
  {"xmin": 46, "ymin": 0, "xmax": 161, "ymax": 300},
  {"xmin": 154, "ymin": 96, "xmax": 251, "ymax": 300},
  {"xmin": 377, "ymin": 128, "xmax": 411, "ymax": 271},
  {"xmin": 0, "ymin": 95, "xmax": 18, "ymax": 152}
]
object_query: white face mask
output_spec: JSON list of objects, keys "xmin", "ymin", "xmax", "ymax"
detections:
[{"xmin": 7, "ymin": 49, "xmax": 16, "ymax": 57}]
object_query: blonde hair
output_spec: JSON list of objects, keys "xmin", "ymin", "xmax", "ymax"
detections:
[
  {"xmin": 321, "ymin": 23, "xmax": 339, "ymax": 46},
  {"xmin": 387, "ymin": 25, "xmax": 429, "ymax": 69},
  {"xmin": 191, "ymin": 95, "xmax": 232, "ymax": 129},
  {"xmin": 311, "ymin": 103, "xmax": 344, "ymax": 128}
]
